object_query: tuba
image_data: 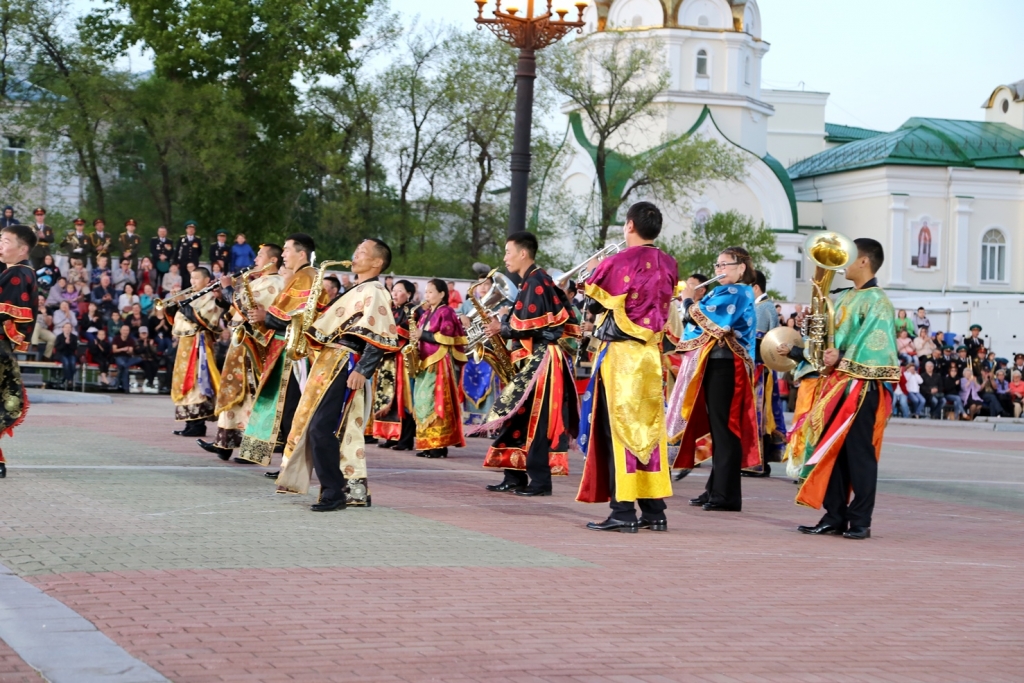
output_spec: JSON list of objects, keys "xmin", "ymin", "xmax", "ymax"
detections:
[
  {"xmin": 801, "ymin": 231, "xmax": 856, "ymax": 374},
  {"xmin": 284, "ymin": 260, "xmax": 351, "ymax": 361},
  {"xmin": 465, "ymin": 269, "xmax": 518, "ymax": 384}
]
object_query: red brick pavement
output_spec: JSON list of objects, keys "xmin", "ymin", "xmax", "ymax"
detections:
[
  {"xmin": 24, "ymin": 429, "xmax": 1024, "ymax": 683},
  {"xmin": 0, "ymin": 639, "xmax": 39, "ymax": 683}
]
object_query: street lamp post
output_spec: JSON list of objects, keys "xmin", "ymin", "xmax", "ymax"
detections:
[{"xmin": 475, "ymin": 0, "xmax": 587, "ymax": 236}]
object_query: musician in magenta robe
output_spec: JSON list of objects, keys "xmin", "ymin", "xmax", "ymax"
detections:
[{"xmin": 576, "ymin": 202, "xmax": 679, "ymax": 533}]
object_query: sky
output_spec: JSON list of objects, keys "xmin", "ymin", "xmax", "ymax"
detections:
[{"xmin": 386, "ymin": 0, "xmax": 1024, "ymax": 132}]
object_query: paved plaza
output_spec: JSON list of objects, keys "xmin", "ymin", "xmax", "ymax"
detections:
[{"xmin": 0, "ymin": 395, "xmax": 1022, "ymax": 683}]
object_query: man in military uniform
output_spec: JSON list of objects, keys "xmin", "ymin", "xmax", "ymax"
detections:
[
  {"xmin": 209, "ymin": 229, "xmax": 231, "ymax": 271},
  {"xmin": 61, "ymin": 218, "xmax": 93, "ymax": 267},
  {"xmin": 150, "ymin": 225, "xmax": 176, "ymax": 268},
  {"xmin": 29, "ymin": 208, "xmax": 55, "ymax": 269},
  {"xmin": 964, "ymin": 324, "xmax": 984, "ymax": 358},
  {"xmin": 119, "ymin": 219, "xmax": 142, "ymax": 271},
  {"xmin": 90, "ymin": 219, "xmax": 113, "ymax": 260},
  {"xmin": 176, "ymin": 221, "xmax": 202, "ymax": 271}
]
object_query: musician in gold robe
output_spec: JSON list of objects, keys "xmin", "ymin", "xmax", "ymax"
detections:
[
  {"xmin": 276, "ymin": 239, "xmax": 398, "ymax": 510},
  {"xmin": 169, "ymin": 267, "xmax": 222, "ymax": 437},
  {"xmin": 198, "ymin": 244, "xmax": 284, "ymax": 460},
  {"xmin": 237, "ymin": 234, "xmax": 331, "ymax": 471}
]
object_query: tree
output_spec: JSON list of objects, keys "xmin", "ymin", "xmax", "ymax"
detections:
[
  {"xmin": 662, "ymin": 210, "xmax": 781, "ymax": 279},
  {"xmin": 544, "ymin": 32, "xmax": 745, "ymax": 248}
]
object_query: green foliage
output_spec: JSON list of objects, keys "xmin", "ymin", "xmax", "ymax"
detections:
[{"xmin": 661, "ymin": 210, "xmax": 782, "ymax": 279}]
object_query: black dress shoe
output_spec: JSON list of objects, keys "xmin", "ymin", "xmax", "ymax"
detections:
[
  {"xmin": 0, "ymin": 462, "xmax": 6, "ymax": 478},
  {"xmin": 264, "ymin": 471, "xmax": 280, "ymax": 479},
  {"xmin": 197, "ymin": 439, "xmax": 232, "ymax": 460},
  {"xmin": 702, "ymin": 502, "xmax": 741, "ymax": 512},
  {"xmin": 310, "ymin": 497, "xmax": 346, "ymax": 512},
  {"xmin": 486, "ymin": 482, "xmax": 523, "ymax": 492},
  {"xmin": 741, "ymin": 469, "xmax": 770, "ymax": 478},
  {"xmin": 638, "ymin": 518, "xmax": 667, "ymax": 532},
  {"xmin": 689, "ymin": 496, "xmax": 708, "ymax": 507},
  {"xmin": 415, "ymin": 451, "xmax": 427, "ymax": 457},
  {"xmin": 391, "ymin": 445, "xmax": 412, "ymax": 451},
  {"xmin": 173, "ymin": 428, "xmax": 190, "ymax": 436},
  {"xmin": 423, "ymin": 449, "xmax": 447, "ymax": 459},
  {"xmin": 843, "ymin": 526, "xmax": 871, "ymax": 539},
  {"xmin": 378, "ymin": 441, "xmax": 395, "ymax": 449},
  {"xmin": 798, "ymin": 522, "xmax": 846, "ymax": 535},
  {"xmin": 515, "ymin": 488, "xmax": 551, "ymax": 497},
  {"xmin": 674, "ymin": 469, "xmax": 690, "ymax": 481},
  {"xmin": 586, "ymin": 517, "xmax": 639, "ymax": 533}
]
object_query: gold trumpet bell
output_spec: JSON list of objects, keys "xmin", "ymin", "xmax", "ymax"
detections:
[{"xmin": 805, "ymin": 232, "xmax": 856, "ymax": 272}]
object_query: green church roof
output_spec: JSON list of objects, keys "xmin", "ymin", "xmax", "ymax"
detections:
[
  {"xmin": 789, "ymin": 118, "xmax": 1024, "ymax": 180},
  {"xmin": 824, "ymin": 123, "xmax": 886, "ymax": 144}
]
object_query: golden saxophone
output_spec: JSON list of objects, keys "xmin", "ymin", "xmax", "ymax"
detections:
[
  {"xmin": 402, "ymin": 303, "xmax": 425, "ymax": 377},
  {"xmin": 284, "ymin": 260, "xmax": 351, "ymax": 361},
  {"xmin": 231, "ymin": 263, "xmax": 274, "ymax": 345}
]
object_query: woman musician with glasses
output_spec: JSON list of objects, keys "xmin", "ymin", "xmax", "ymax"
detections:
[{"xmin": 666, "ymin": 247, "xmax": 760, "ymax": 512}]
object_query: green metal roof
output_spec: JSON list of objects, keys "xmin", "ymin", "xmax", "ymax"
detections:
[
  {"xmin": 824, "ymin": 122, "xmax": 886, "ymax": 144},
  {"xmin": 789, "ymin": 118, "xmax": 1024, "ymax": 180}
]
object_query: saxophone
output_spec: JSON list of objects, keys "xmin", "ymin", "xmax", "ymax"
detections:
[
  {"xmin": 402, "ymin": 303, "xmax": 424, "ymax": 376},
  {"xmin": 284, "ymin": 260, "xmax": 351, "ymax": 361},
  {"xmin": 232, "ymin": 263, "xmax": 274, "ymax": 345}
]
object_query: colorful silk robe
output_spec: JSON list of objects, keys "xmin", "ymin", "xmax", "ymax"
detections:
[
  {"xmin": 474, "ymin": 265, "xmax": 580, "ymax": 475},
  {"xmin": 744, "ymin": 297, "xmax": 782, "ymax": 474},
  {"xmin": 212, "ymin": 272, "xmax": 285, "ymax": 448},
  {"xmin": 371, "ymin": 301, "xmax": 413, "ymax": 441},
  {"xmin": 577, "ymin": 245, "xmax": 677, "ymax": 503},
  {"xmin": 413, "ymin": 303, "xmax": 468, "ymax": 450},
  {"xmin": 170, "ymin": 291, "xmax": 222, "ymax": 421},
  {"xmin": 793, "ymin": 284, "xmax": 899, "ymax": 510},
  {"xmin": 0, "ymin": 261, "xmax": 37, "ymax": 466},
  {"xmin": 665, "ymin": 283, "xmax": 760, "ymax": 471},
  {"xmin": 237, "ymin": 265, "xmax": 331, "ymax": 465},
  {"xmin": 276, "ymin": 280, "xmax": 399, "ymax": 496}
]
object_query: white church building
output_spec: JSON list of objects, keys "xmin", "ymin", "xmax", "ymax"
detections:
[{"xmin": 560, "ymin": 0, "xmax": 1024, "ymax": 350}]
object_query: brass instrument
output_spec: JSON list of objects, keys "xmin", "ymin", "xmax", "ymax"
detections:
[
  {"xmin": 231, "ymin": 263, "xmax": 275, "ymax": 345},
  {"xmin": 465, "ymin": 269, "xmax": 518, "ymax": 384},
  {"xmin": 801, "ymin": 231, "xmax": 856, "ymax": 373},
  {"xmin": 154, "ymin": 279, "xmax": 222, "ymax": 313},
  {"xmin": 284, "ymin": 260, "xmax": 351, "ymax": 361},
  {"xmin": 551, "ymin": 240, "xmax": 626, "ymax": 289},
  {"xmin": 674, "ymin": 273, "xmax": 725, "ymax": 301},
  {"xmin": 402, "ymin": 303, "xmax": 425, "ymax": 376}
]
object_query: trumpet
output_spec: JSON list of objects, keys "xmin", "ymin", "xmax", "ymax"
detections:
[{"xmin": 154, "ymin": 279, "xmax": 222, "ymax": 313}]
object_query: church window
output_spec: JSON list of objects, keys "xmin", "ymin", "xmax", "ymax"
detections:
[
  {"xmin": 1003, "ymin": 99, "xmax": 1010, "ymax": 114},
  {"xmin": 981, "ymin": 229, "xmax": 1006, "ymax": 282},
  {"xmin": 696, "ymin": 50, "xmax": 708, "ymax": 76},
  {"xmin": 744, "ymin": 56, "xmax": 751, "ymax": 84},
  {"xmin": 631, "ymin": 15, "xmax": 642, "ymax": 27},
  {"xmin": 697, "ymin": 15, "xmax": 709, "ymax": 27}
]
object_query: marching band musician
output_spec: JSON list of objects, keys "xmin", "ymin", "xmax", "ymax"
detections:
[
  {"xmin": 666, "ymin": 246, "xmax": 759, "ymax": 513},
  {"xmin": 237, "ymin": 234, "xmax": 330, "ymax": 471},
  {"xmin": 62, "ymin": 218, "xmax": 92, "ymax": 267},
  {"xmin": 371, "ymin": 279, "xmax": 417, "ymax": 451},
  {"xmin": 168, "ymin": 266, "xmax": 222, "ymax": 437},
  {"xmin": 473, "ymin": 231, "xmax": 579, "ymax": 495},
  {"xmin": 458, "ymin": 271, "xmax": 507, "ymax": 428},
  {"xmin": 118, "ymin": 219, "xmax": 142, "ymax": 271},
  {"xmin": 89, "ymin": 219, "xmax": 113, "ymax": 261},
  {"xmin": 275, "ymin": 239, "xmax": 398, "ymax": 511},
  {"xmin": 741, "ymin": 270, "xmax": 783, "ymax": 478},
  {"xmin": 410, "ymin": 279, "xmax": 468, "ymax": 459},
  {"xmin": 0, "ymin": 225, "xmax": 38, "ymax": 479},
  {"xmin": 790, "ymin": 239, "xmax": 898, "ymax": 540},
  {"xmin": 668, "ymin": 273, "xmax": 708, "ymax": 483},
  {"xmin": 29, "ymin": 208, "xmax": 54, "ymax": 269},
  {"xmin": 576, "ymin": 203, "xmax": 677, "ymax": 531},
  {"xmin": 197, "ymin": 244, "xmax": 284, "ymax": 460}
]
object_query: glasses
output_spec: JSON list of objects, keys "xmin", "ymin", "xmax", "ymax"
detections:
[{"xmin": 713, "ymin": 261, "xmax": 740, "ymax": 270}]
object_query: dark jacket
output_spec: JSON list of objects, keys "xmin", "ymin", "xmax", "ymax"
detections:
[
  {"xmin": 54, "ymin": 332, "xmax": 79, "ymax": 357},
  {"xmin": 919, "ymin": 369, "xmax": 943, "ymax": 396}
]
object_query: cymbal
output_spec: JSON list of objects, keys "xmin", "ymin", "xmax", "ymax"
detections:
[{"xmin": 761, "ymin": 326, "xmax": 803, "ymax": 373}]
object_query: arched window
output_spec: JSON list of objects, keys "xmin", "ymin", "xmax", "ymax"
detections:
[
  {"xmin": 744, "ymin": 56, "xmax": 751, "ymax": 84},
  {"xmin": 697, "ymin": 15, "xmax": 709, "ymax": 27},
  {"xmin": 981, "ymin": 228, "xmax": 1007, "ymax": 282},
  {"xmin": 696, "ymin": 50, "xmax": 708, "ymax": 76}
]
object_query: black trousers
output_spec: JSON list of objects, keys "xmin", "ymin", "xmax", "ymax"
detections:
[
  {"xmin": 505, "ymin": 382, "xmax": 553, "ymax": 492},
  {"xmin": 703, "ymin": 358, "xmax": 743, "ymax": 509},
  {"xmin": 309, "ymin": 366, "xmax": 352, "ymax": 502},
  {"xmin": 275, "ymin": 372, "xmax": 303, "ymax": 452},
  {"xmin": 590, "ymin": 381, "xmax": 666, "ymax": 522},
  {"xmin": 393, "ymin": 413, "xmax": 416, "ymax": 450},
  {"xmin": 821, "ymin": 386, "xmax": 879, "ymax": 529}
]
